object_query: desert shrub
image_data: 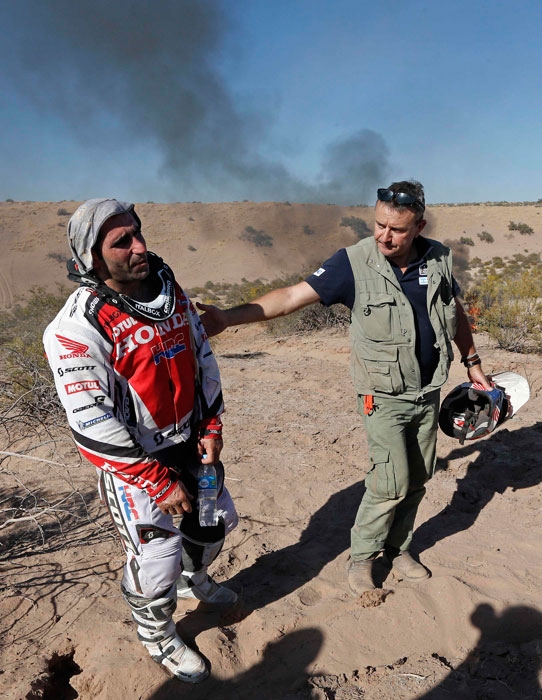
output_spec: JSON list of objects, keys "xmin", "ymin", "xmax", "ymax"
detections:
[
  {"xmin": 240, "ymin": 226, "xmax": 273, "ymax": 247},
  {"xmin": 187, "ymin": 245, "xmax": 197, "ymax": 251},
  {"xmin": 340, "ymin": 216, "xmax": 371, "ymax": 239},
  {"xmin": 5, "ymin": 198, "xmax": 14, "ymax": 203},
  {"xmin": 303, "ymin": 225, "xmax": 315, "ymax": 236},
  {"xmin": 460, "ymin": 236, "xmax": 474, "ymax": 246},
  {"xmin": 57, "ymin": 207, "xmax": 71, "ymax": 216},
  {"xmin": 477, "ymin": 231, "xmax": 494, "ymax": 243},
  {"xmin": 1, "ymin": 288, "xmax": 68, "ymax": 433},
  {"xmin": 504, "ymin": 233, "xmax": 515, "ymax": 240},
  {"xmin": 466, "ymin": 265, "xmax": 542, "ymax": 352},
  {"xmin": 508, "ymin": 221, "xmax": 534, "ymax": 235},
  {"xmin": 470, "ymin": 257, "xmax": 482, "ymax": 267},
  {"xmin": 266, "ymin": 303, "xmax": 350, "ymax": 335}
]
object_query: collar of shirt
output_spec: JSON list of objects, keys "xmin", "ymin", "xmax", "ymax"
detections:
[{"xmin": 390, "ymin": 237, "xmax": 433, "ymax": 278}]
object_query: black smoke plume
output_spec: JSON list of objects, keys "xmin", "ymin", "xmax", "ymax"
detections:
[{"xmin": 3, "ymin": 0, "xmax": 389, "ymax": 203}]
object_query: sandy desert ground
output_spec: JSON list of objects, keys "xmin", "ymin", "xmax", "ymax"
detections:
[{"xmin": 1, "ymin": 200, "xmax": 542, "ymax": 699}]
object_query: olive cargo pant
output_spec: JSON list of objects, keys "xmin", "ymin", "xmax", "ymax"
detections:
[{"xmin": 350, "ymin": 391, "xmax": 440, "ymax": 561}]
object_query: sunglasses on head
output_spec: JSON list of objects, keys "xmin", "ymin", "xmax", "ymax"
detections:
[{"xmin": 377, "ymin": 188, "xmax": 424, "ymax": 210}]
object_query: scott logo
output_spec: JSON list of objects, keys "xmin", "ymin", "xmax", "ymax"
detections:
[
  {"xmin": 65, "ymin": 380, "xmax": 100, "ymax": 394},
  {"xmin": 56, "ymin": 334, "xmax": 91, "ymax": 359},
  {"xmin": 58, "ymin": 365, "xmax": 96, "ymax": 377}
]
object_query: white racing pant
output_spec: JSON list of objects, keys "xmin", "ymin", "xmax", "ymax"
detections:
[{"xmin": 98, "ymin": 469, "xmax": 238, "ymax": 598}]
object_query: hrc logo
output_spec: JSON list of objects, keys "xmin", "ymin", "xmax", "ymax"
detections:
[
  {"xmin": 119, "ymin": 485, "xmax": 139, "ymax": 521},
  {"xmin": 152, "ymin": 334, "xmax": 186, "ymax": 365}
]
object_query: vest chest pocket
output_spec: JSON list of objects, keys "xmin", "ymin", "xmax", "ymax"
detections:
[{"xmin": 357, "ymin": 293, "xmax": 395, "ymax": 341}]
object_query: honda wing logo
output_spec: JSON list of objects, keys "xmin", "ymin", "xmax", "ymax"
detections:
[{"xmin": 56, "ymin": 334, "xmax": 91, "ymax": 359}]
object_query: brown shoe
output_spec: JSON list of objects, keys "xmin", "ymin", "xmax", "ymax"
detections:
[
  {"xmin": 386, "ymin": 550, "xmax": 430, "ymax": 582},
  {"xmin": 347, "ymin": 558, "xmax": 376, "ymax": 596}
]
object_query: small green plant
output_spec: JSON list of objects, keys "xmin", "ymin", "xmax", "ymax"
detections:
[
  {"xmin": 240, "ymin": 226, "xmax": 273, "ymax": 247},
  {"xmin": 188, "ymin": 245, "xmax": 197, "ymax": 251},
  {"xmin": 340, "ymin": 216, "xmax": 371, "ymax": 239},
  {"xmin": 477, "ymin": 231, "xmax": 494, "ymax": 243},
  {"xmin": 470, "ymin": 257, "xmax": 482, "ymax": 267},
  {"xmin": 460, "ymin": 236, "xmax": 474, "ymax": 246},
  {"xmin": 57, "ymin": 208, "xmax": 71, "ymax": 216},
  {"xmin": 303, "ymin": 225, "xmax": 315, "ymax": 236},
  {"xmin": 508, "ymin": 221, "xmax": 534, "ymax": 235}
]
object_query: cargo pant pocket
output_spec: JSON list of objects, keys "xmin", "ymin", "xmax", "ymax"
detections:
[{"xmin": 366, "ymin": 448, "xmax": 397, "ymax": 499}]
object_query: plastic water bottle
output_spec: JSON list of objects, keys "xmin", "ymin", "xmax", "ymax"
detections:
[{"xmin": 198, "ymin": 462, "xmax": 218, "ymax": 527}]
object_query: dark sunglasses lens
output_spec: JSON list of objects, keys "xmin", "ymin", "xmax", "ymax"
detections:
[
  {"xmin": 394, "ymin": 192, "xmax": 417, "ymax": 206},
  {"xmin": 377, "ymin": 188, "xmax": 394, "ymax": 202}
]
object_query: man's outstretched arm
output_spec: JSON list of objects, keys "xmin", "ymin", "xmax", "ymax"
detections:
[{"xmin": 197, "ymin": 281, "xmax": 321, "ymax": 337}]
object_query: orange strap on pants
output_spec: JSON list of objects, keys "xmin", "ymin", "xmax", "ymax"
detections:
[{"xmin": 364, "ymin": 395, "xmax": 374, "ymax": 415}]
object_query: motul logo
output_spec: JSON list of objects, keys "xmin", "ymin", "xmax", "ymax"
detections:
[
  {"xmin": 65, "ymin": 380, "xmax": 101, "ymax": 394},
  {"xmin": 56, "ymin": 334, "xmax": 91, "ymax": 359}
]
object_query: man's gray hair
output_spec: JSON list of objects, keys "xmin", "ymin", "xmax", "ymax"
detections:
[{"xmin": 67, "ymin": 198, "xmax": 139, "ymax": 272}]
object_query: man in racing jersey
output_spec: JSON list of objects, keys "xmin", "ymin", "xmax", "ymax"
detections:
[
  {"xmin": 43, "ymin": 198, "xmax": 238, "ymax": 683},
  {"xmin": 198, "ymin": 181, "xmax": 491, "ymax": 597}
]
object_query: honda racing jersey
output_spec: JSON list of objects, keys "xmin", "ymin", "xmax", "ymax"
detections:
[{"xmin": 43, "ymin": 277, "xmax": 223, "ymax": 504}]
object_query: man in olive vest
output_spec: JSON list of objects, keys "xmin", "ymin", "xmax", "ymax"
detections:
[{"xmin": 198, "ymin": 180, "xmax": 491, "ymax": 595}]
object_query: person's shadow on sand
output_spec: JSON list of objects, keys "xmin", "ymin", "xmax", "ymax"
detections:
[
  {"xmin": 146, "ymin": 627, "xmax": 324, "ymax": 700},
  {"xmin": 178, "ymin": 478, "xmax": 365, "ymax": 646},
  {"xmin": 419, "ymin": 603, "xmax": 542, "ymax": 699},
  {"xmin": 412, "ymin": 421, "xmax": 542, "ymax": 555}
]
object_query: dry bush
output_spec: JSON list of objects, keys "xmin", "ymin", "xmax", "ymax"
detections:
[
  {"xmin": 340, "ymin": 216, "xmax": 371, "ymax": 239},
  {"xmin": 466, "ymin": 263, "xmax": 542, "ymax": 353},
  {"xmin": 0, "ymin": 288, "xmax": 101, "ymax": 549},
  {"xmin": 477, "ymin": 231, "xmax": 494, "ymax": 243},
  {"xmin": 266, "ymin": 302, "xmax": 350, "ymax": 335},
  {"xmin": 1, "ymin": 287, "xmax": 67, "ymax": 442},
  {"xmin": 508, "ymin": 221, "xmax": 534, "ymax": 235},
  {"xmin": 240, "ymin": 225, "xmax": 273, "ymax": 247}
]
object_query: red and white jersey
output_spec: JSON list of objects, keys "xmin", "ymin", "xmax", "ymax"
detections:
[{"xmin": 43, "ymin": 282, "xmax": 223, "ymax": 503}]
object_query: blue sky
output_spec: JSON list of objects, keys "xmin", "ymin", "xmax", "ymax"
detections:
[{"xmin": 1, "ymin": 0, "xmax": 541, "ymax": 204}]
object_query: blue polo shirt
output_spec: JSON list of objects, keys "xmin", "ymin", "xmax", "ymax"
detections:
[{"xmin": 305, "ymin": 238, "xmax": 460, "ymax": 388}]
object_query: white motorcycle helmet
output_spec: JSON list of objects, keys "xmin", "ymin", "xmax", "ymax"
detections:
[{"xmin": 439, "ymin": 372, "xmax": 530, "ymax": 444}]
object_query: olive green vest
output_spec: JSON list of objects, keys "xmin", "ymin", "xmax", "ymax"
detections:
[{"xmin": 346, "ymin": 237, "xmax": 457, "ymax": 400}]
